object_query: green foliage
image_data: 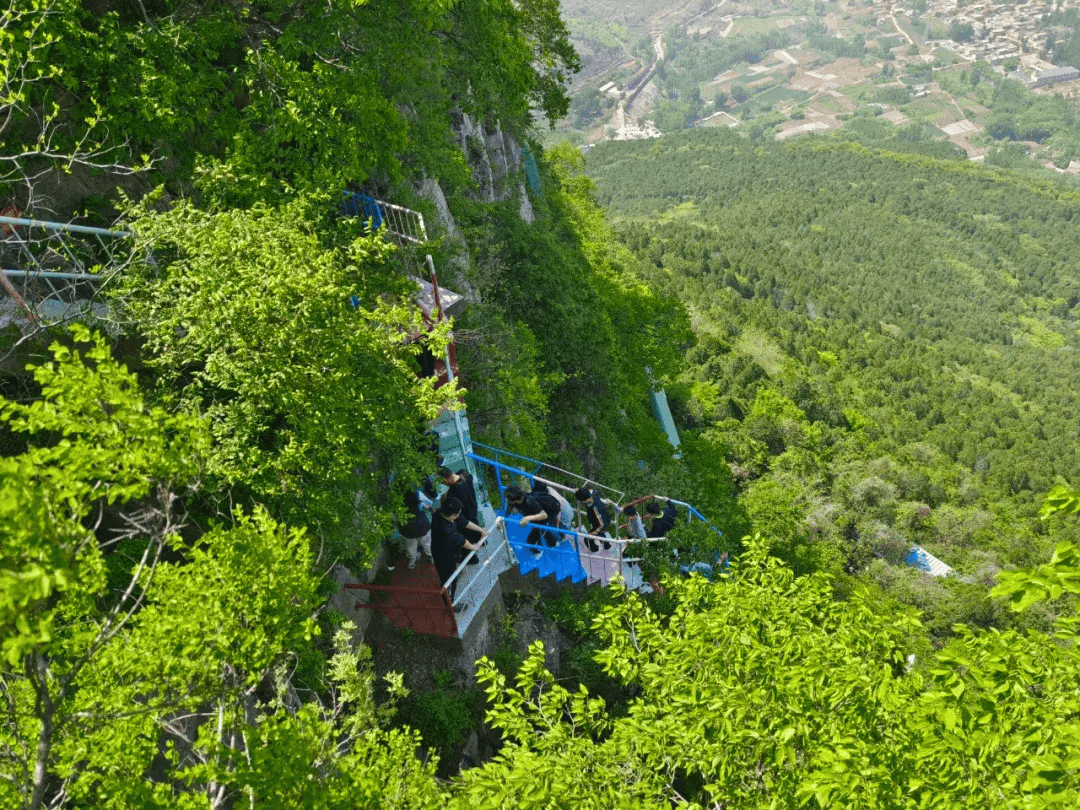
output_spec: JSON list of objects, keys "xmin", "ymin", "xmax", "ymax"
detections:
[
  {"xmin": 446, "ymin": 538, "xmax": 1080, "ymax": 807},
  {"xmin": 455, "ymin": 142, "xmax": 690, "ymax": 477},
  {"xmin": 624, "ymin": 537, "xmax": 676, "ymax": 581},
  {"xmin": 1042, "ymin": 483, "xmax": 1080, "ymax": 519},
  {"xmin": 948, "ymin": 20, "xmax": 975, "ymax": 42},
  {"xmin": 538, "ymin": 586, "xmax": 621, "ymax": 693},
  {"xmin": 588, "ymin": 128, "xmax": 1080, "ymax": 594},
  {"xmin": 985, "ymin": 78, "xmax": 1074, "ymax": 144},
  {"xmin": 542, "ymin": 586, "xmax": 616, "ymax": 638},
  {"xmin": 120, "ymin": 195, "xmax": 458, "ymax": 566},
  {"xmin": 400, "ymin": 687, "xmax": 478, "ymax": 761},
  {"xmin": 0, "ymin": 325, "xmax": 205, "ymax": 668},
  {"xmin": 8, "ymin": 0, "xmax": 580, "ymax": 208},
  {"xmin": 458, "ymin": 305, "xmax": 552, "ymax": 457},
  {"xmin": 0, "ymin": 331, "xmax": 444, "ymax": 808},
  {"xmin": 994, "ymin": 540, "xmax": 1080, "ymax": 612},
  {"xmin": 0, "ymin": 0, "xmax": 152, "ymax": 205},
  {"xmin": 668, "ymin": 520, "xmax": 738, "ymax": 565}
]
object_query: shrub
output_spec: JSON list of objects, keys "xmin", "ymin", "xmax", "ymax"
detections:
[{"xmin": 402, "ymin": 688, "xmax": 476, "ymax": 760}]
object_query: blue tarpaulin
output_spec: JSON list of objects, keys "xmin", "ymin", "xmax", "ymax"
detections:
[
  {"xmin": 650, "ymin": 389, "xmax": 681, "ymax": 453},
  {"xmin": 522, "ymin": 145, "xmax": 542, "ymax": 194}
]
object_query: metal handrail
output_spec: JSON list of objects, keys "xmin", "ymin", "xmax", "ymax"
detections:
[
  {"xmin": 0, "ymin": 215, "xmax": 133, "ymax": 318},
  {"xmin": 621, "ymin": 494, "xmax": 724, "ymax": 539},
  {"xmin": 1, "ymin": 269, "xmax": 102, "ymax": 280},
  {"xmin": 507, "ymin": 516, "xmax": 631, "ymax": 549},
  {"xmin": 0, "ymin": 216, "xmax": 131, "ymax": 238},
  {"xmin": 463, "ymin": 449, "xmax": 725, "ymax": 591},
  {"xmin": 470, "ymin": 442, "xmax": 625, "ymax": 501},
  {"xmin": 441, "ymin": 517, "xmax": 502, "ymax": 599},
  {"xmin": 497, "ymin": 513, "xmax": 638, "ymax": 583},
  {"xmin": 669, "ymin": 498, "xmax": 721, "ymax": 531},
  {"xmin": 341, "ymin": 192, "xmax": 428, "ymax": 244},
  {"xmin": 450, "ymin": 533, "xmax": 513, "ymax": 607},
  {"xmin": 467, "ymin": 450, "xmax": 626, "ymax": 540}
]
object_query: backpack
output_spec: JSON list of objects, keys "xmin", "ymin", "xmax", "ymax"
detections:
[{"xmin": 534, "ymin": 492, "xmax": 561, "ymax": 521}]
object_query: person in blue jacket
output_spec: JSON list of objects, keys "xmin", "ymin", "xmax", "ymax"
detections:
[{"xmin": 575, "ymin": 487, "xmax": 611, "ymax": 552}]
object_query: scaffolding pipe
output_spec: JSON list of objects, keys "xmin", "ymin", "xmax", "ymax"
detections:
[
  {"xmin": 0, "ymin": 269, "xmax": 102, "ymax": 280},
  {"xmin": 0, "ymin": 216, "xmax": 130, "ymax": 238}
]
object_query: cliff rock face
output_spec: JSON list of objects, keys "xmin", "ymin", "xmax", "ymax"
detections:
[
  {"xmin": 417, "ymin": 113, "xmax": 537, "ymax": 299},
  {"xmin": 454, "ymin": 112, "xmax": 525, "ymax": 204},
  {"xmin": 518, "ymin": 183, "xmax": 534, "ymax": 223}
]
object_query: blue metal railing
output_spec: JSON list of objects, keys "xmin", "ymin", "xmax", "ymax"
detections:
[
  {"xmin": 467, "ymin": 450, "xmax": 638, "ymax": 587},
  {"xmin": 467, "ymin": 450, "xmax": 611, "ymax": 520},
  {"xmin": 668, "ymin": 499, "xmax": 725, "ymax": 539},
  {"xmin": 470, "ymin": 441, "xmax": 625, "ymax": 502},
  {"xmin": 466, "ymin": 449, "xmax": 732, "ymax": 588},
  {"xmin": 341, "ymin": 192, "xmax": 427, "ymax": 244},
  {"xmin": 342, "ymin": 192, "xmax": 384, "ymax": 231}
]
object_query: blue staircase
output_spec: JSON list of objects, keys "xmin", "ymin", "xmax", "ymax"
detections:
[{"xmin": 501, "ymin": 517, "xmax": 587, "ymax": 584}]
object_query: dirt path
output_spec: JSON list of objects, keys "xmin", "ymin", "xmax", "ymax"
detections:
[{"xmin": 889, "ymin": 12, "xmax": 913, "ymax": 46}]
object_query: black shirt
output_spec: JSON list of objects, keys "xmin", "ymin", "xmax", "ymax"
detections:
[
  {"xmin": 446, "ymin": 470, "xmax": 479, "ymax": 525},
  {"xmin": 431, "ymin": 512, "xmax": 470, "ymax": 584},
  {"xmin": 533, "ymin": 492, "xmax": 560, "ymax": 522},
  {"xmin": 399, "ymin": 491, "xmax": 430, "ymax": 539},
  {"xmin": 648, "ymin": 502, "xmax": 678, "ymax": 538},
  {"xmin": 509, "ymin": 493, "xmax": 557, "ymax": 524}
]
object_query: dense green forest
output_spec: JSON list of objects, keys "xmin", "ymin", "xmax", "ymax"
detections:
[
  {"xmin": 7, "ymin": 0, "xmax": 1080, "ymax": 806},
  {"xmin": 587, "ymin": 127, "xmax": 1080, "ymax": 629}
]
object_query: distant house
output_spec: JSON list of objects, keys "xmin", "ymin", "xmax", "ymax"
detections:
[{"xmin": 1029, "ymin": 66, "xmax": 1080, "ymax": 88}]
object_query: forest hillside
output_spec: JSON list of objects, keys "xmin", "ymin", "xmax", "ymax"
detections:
[
  {"xmin": 6, "ymin": 0, "xmax": 1080, "ymax": 807},
  {"xmin": 587, "ymin": 127, "xmax": 1080, "ymax": 631}
]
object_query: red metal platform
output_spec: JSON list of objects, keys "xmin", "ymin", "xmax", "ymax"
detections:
[{"xmin": 346, "ymin": 560, "xmax": 458, "ymax": 639}]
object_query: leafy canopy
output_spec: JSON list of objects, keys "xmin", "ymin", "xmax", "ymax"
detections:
[{"xmin": 120, "ymin": 195, "xmax": 459, "ymax": 565}]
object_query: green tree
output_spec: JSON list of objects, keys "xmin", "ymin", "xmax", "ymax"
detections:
[
  {"xmin": 452, "ymin": 526, "xmax": 1080, "ymax": 806},
  {"xmin": 0, "ymin": 0, "xmax": 149, "ymax": 212},
  {"xmin": 120, "ymin": 196, "xmax": 458, "ymax": 565},
  {"xmin": 948, "ymin": 21, "xmax": 975, "ymax": 43},
  {"xmin": 0, "ymin": 329, "xmax": 441, "ymax": 809}
]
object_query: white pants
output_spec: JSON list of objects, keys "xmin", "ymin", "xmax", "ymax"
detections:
[{"xmin": 403, "ymin": 529, "xmax": 431, "ymax": 560}]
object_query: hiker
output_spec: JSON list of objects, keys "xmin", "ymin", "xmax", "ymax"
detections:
[
  {"xmin": 531, "ymin": 480, "xmax": 574, "ymax": 531},
  {"xmin": 439, "ymin": 465, "xmax": 481, "ymax": 543},
  {"xmin": 646, "ymin": 498, "xmax": 679, "ymax": 538},
  {"xmin": 622, "ymin": 504, "xmax": 647, "ymax": 540},
  {"xmin": 431, "ymin": 497, "xmax": 488, "ymax": 608},
  {"xmin": 399, "ymin": 489, "xmax": 432, "ymax": 569},
  {"xmin": 575, "ymin": 487, "xmax": 611, "ymax": 552},
  {"xmin": 504, "ymin": 486, "xmax": 560, "ymax": 548}
]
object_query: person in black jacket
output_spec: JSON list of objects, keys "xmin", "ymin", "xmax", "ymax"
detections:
[
  {"xmin": 438, "ymin": 466, "xmax": 481, "ymax": 543},
  {"xmin": 575, "ymin": 487, "xmax": 612, "ymax": 552},
  {"xmin": 504, "ymin": 486, "xmax": 560, "ymax": 547},
  {"xmin": 398, "ymin": 489, "xmax": 431, "ymax": 569},
  {"xmin": 431, "ymin": 497, "xmax": 488, "ymax": 606},
  {"xmin": 646, "ymin": 498, "xmax": 679, "ymax": 538},
  {"xmin": 532, "ymin": 480, "xmax": 574, "ymax": 530}
]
